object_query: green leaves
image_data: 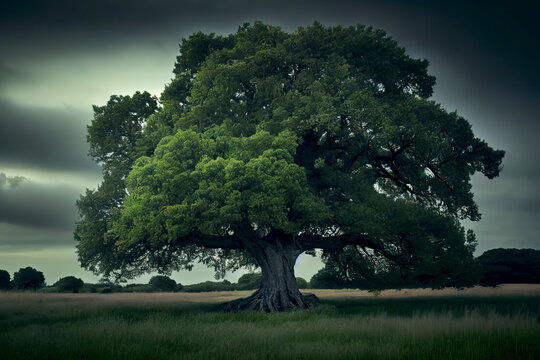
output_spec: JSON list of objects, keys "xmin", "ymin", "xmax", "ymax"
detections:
[
  {"xmin": 87, "ymin": 91, "xmax": 158, "ymax": 172},
  {"xmin": 115, "ymin": 129, "xmax": 328, "ymax": 248},
  {"xmin": 76, "ymin": 22, "xmax": 504, "ymax": 283}
]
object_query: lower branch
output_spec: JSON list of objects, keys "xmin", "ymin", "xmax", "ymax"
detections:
[{"xmin": 297, "ymin": 233, "xmax": 407, "ymax": 265}]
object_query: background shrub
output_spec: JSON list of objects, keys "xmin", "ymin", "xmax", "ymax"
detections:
[
  {"xmin": 309, "ymin": 268, "xmax": 347, "ymax": 289},
  {"xmin": 0, "ymin": 270, "xmax": 10, "ymax": 290},
  {"xmin": 149, "ymin": 275, "xmax": 177, "ymax": 292},
  {"xmin": 98, "ymin": 285, "xmax": 123, "ymax": 293},
  {"xmin": 477, "ymin": 248, "xmax": 540, "ymax": 286},
  {"xmin": 182, "ymin": 280, "xmax": 234, "ymax": 292},
  {"xmin": 296, "ymin": 277, "xmax": 308, "ymax": 289},
  {"xmin": 235, "ymin": 273, "xmax": 261, "ymax": 290},
  {"xmin": 54, "ymin": 276, "xmax": 84, "ymax": 293},
  {"xmin": 13, "ymin": 267, "xmax": 45, "ymax": 290}
]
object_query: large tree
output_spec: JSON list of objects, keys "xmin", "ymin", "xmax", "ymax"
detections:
[{"xmin": 75, "ymin": 22, "xmax": 504, "ymax": 312}]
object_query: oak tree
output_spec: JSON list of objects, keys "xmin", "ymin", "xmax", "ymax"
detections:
[{"xmin": 76, "ymin": 22, "xmax": 504, "ymax": 311}]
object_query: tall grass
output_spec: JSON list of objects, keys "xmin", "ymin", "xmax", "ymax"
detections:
[{"xmin": 0, "ymin": 295, "xmax": 538, "ymax": 359}]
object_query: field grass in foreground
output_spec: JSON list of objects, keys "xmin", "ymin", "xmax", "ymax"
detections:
[{"xmin": 0, "ymin": 287, "xmax": 538, "ymax": 359}]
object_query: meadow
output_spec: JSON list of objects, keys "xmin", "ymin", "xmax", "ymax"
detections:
[{"xmin": 0, "ymin": 285, "xmax": 538, "ymax": 359}]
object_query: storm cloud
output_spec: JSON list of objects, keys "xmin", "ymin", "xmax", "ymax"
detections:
[
  {"xmin": 1, "ymin": 0, "xmax": 537, "ymax": 93},
  {"xmin": 0, "ymin": 173, "xmax": 80, "ymax": 231},
  {"xmin": 0, "ymin": 100, "xmax": 98, "ymax": 172}
]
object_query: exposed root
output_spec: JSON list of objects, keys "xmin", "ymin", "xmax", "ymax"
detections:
[
  {"xmin": 219, "ymin": 290, "xmax": 320, "ymax": 312},
  {"xmin": 218, "ymin": 234, "xmax": 320, "ymax": 312}
]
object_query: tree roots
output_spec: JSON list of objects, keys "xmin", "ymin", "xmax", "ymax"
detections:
[{"xmin": 219, "ymin": 290, "xmax": 319, "ymax": 312}]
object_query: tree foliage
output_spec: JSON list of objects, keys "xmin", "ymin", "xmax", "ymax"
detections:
[
  {"xmin": 477, "ymin": 248, "xmax": 540, "ymax": 286},
  {"xmin": 295, "ymin": 277, "xmax": 308, "ymax": 289},
  {"xmin": 148, "ymin": 275, "xmax": 177, "ymax": 292},
  {"xmin": 54, "ymin": 276, "xmax": 84, "ymax": 293},
  {"xmin": 235, "ymin": 272, "xmax": 307, "ymax": 289},
  {"xmin": 182, "ymin": 280, "xmax": 232, "ymax": 292},
  {"xmin": 317, "ymin": 221, "xmax": 481, "ymax": 290},
  {"xmin": 309, "ymin": 268, "xmax": 346, "ymax": 289},
  {"xmin": 0, "ymin": 270, "xmax": 10, "ymax": 290},
  {"xmin": 13, "ymin": 267, "xmax": 45, "ymax": 290},
  {"xmin": 75, "ymin": 22, "xmax": 504, "ymax": 311},
  {"xmin": 236, "ymin": 272, "xmax": 263, "ymax": 290},
  {"xmin": 75, "ymin": 91, "xmax": 159, "ymax": 278}
]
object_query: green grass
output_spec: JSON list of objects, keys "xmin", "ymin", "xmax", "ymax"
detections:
[{"xmin": 0, "ymin": 295, "xmax": 538, "ymax": 359}]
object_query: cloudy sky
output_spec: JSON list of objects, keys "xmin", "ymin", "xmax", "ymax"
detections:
[{"xmin": 0, "ymin": 0, "xmax": 538, "ymax": 285}]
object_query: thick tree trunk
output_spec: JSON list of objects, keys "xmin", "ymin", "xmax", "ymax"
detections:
[{"xmin": 221, "ymin": 239, "xmax": 319, "ymax": 312}]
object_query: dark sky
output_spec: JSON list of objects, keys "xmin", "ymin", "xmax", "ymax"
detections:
[{"xmin": 0, "ymin": 0, "xmax": 538, "ymax": 284}]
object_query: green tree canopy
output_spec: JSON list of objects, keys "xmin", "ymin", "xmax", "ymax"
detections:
[
  {"xmin": 76, "ymin": 22, "xmax": 504, "ymax": 312},
  {"xmin": 13, "ymin": 267, "xmax": 45, "ymax": 290}
]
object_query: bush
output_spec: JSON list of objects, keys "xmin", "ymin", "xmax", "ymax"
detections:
[
  {"xmin": 54, "ymin": 276, "xmax": 84, "ymax": 293},
  {"xmin": 0, "ymin": 270, "xmax": 10, "ymax": 290},
  {"xmin": 309, "ymin": 268, "xmax": 346, "ymax": 289},
  {"xmin": 149, "ymin": 275, "xmax": 177, "ymax": 292},
  {"xmin": 78, "ymin": 283, "xmax": 99, "ymax": 293},
  {"xmin": 296, "ymin": 277, "xmax": 308, "ymax": 289},
  {"xmin": 477, "ymin": 248, "xmax": 540, "ymax": 286},
  {"xmin": 236, "ymin": 273, "xmax": 261, "ymax": 290},
  {"xmin": 39, "ymin": 286, "xmax": 59, "ymax": 293},
  {"xmin": 98, "ymin": 285, "xmax": 123, "ymax": 294},
  {"xmin": 13, "ymin": 267, "xmax": 45, "ymax": 290},
  {"xmin": 182, "ymin": 280, "xmax": 234, "ymax": 292},
  {"xmin": 124, "ymin": 283, "xmax": 153, "ymax": 292}
]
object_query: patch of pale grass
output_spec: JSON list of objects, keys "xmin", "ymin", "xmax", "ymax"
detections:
[
  {"xmin": 310, "ymin": 284, "xmax": 540, "ymax": 299},
  {"xmin": 1, "ymin": 284, "xmax": 538, "ymax": 314}
]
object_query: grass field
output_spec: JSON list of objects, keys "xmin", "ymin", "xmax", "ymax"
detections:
[{"xmin": 0, "ymin": 285, "xmax": 539, "ymax": 359}]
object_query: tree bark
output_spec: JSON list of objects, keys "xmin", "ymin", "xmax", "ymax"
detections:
[{"xmin": 220, "ymin": 236, "xmax": 319, "ymax": 312}]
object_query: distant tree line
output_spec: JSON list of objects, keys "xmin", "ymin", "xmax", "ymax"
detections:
[
  {"xmin": 309, "ymin": 248, "xmax": 540, "ymax": 289},
  {"xmin": 476, "ymin": 248, "xmax": 540, "ymax": 286},
  {"xmin": 1, "ymin": 249, "xmax": 538, "ymax": 293},
  {"xmin": 0, "ymin": 267, "xmax": 45, "ymax": 291}
]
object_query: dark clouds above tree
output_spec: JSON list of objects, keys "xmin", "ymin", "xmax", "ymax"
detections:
[
  {"xmin": 0, "ymin": 173, "xmax": 80, "ymax": 231},
  {"xmin": 1, "ymin": 1, "xmax": 537, "ymax": 81},
  {"xmin": 0, "ymin": 100, "xmax": 98, "ymax": 172}
]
